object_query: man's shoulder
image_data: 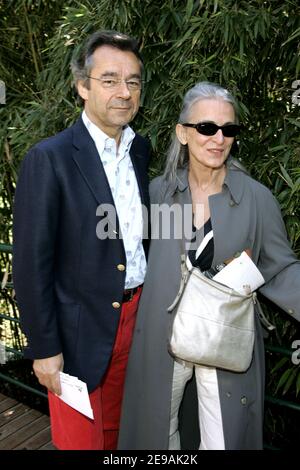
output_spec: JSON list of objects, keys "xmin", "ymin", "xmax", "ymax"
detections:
[
  {"xmin": 33, "ymin": 120, "xmax": 79, "ymax": 154},
  {"xmin": 133, "ymin": 132, "xmax": 148, "ymax": 142},
  {"xmin": 130, "ymin": 133, "xmax": 151, "ymax": 167},
  {"xmin": 132, "ymin": 132, "xmax": 150, "ymax": 151}
]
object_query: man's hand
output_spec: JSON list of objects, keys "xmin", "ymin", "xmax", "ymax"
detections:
[{"xmin": 33, "ymin": 353, "xmax": 64, "ymax": 395}]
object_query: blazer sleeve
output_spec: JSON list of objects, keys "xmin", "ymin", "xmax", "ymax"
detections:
[
  {"xmin": 13, "ymin": 145, "xmax": 62, "ymax": 358},
  {"xmin": 257, "ymin": 186, "xmax": 300, "ymax": 322}
]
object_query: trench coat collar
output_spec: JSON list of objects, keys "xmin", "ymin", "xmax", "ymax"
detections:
[{"xmin": 173, "ymin": 157, "xmax": 245, "ymax": 205}]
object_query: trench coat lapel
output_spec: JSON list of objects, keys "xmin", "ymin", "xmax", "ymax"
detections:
[{"xmin": 172, "ymin": 161, "xmax": 246, "ymax": 266}]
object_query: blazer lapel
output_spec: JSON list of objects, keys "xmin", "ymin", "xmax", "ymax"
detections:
[
  {"xmin": 130, "ymin": 136, "xmax": 150, "ymax": 209},
  {"xmin": 71, "ymin": 118, "xmax": 149, "ymax": 242},
  {"xmin": 130, "ymin": 135, "xmax": 150, "ymax": 251},
  {"xmin": 71, "ymin": 118, "xmax": 120, "ymax": 234}
]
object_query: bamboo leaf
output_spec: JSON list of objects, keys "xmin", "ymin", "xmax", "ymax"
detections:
[
  {"xmin": 282, "ymin": 27, "xmax": 300, "ymax": 46},
  {"xmin": 1, "ymin": 262, "xmax": 9, "ymax": 289},
  {"xmin": 282, "ymin": 367, "xmax": 298, "ymax": 395},
  {"xmin": 271, "ymin": 356, "xmax": 288, "ymax": 374},
  {"xmin": 268, "ymin": 145, "xmax": 287, "ymax": 152},
  {"xmin": 296, "ymin": 372, "xmax": 300, "ymax": 396},
  {"xmin": 275, "ymin": 368, "xmax": 293, "ymax": 394},
  {"xmin": 224, "ymin": 14, "xmax": 229, "ymax": 44},
  {"xmin": 285, "ymin": 118, "xmax": 300, "ymax": 129},
  {"xmin": 279, "ymin": 164, "xmax": 294, "ymax": 189},
  {"xmin": 185, "ymin": 0, "xmax": 194, "ymax": 21},
  {"xmin": 254, "ymin": 20, "xmax": 259, "ymax": 39}
]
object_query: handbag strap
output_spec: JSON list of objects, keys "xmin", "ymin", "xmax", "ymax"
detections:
[
  {"xmin": 167, "ymin": 228, "xmax": 212, "ymax": 312},
  {"xmin": 252, "ymin": 294, "xmax": 275, "ymax": 331},
  {"xmin": 167, "ymin": 191, "xmax": 192, "ymax": 312},
  {"xmin": 167, "ymin": 252, "xmax": 190, "ymax": 312}
]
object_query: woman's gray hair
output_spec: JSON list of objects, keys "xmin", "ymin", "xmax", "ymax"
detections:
[{"xmin": 164, "ymin": 82, "xmax": 239, "ymax": 182}]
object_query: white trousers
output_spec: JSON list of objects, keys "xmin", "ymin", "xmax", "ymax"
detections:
[{"xmin": 169, "ymin": 360, "xmax": 225, "ymax": 450}]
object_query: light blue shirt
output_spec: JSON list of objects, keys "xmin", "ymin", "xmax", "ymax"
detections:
[{"xmin": 82, "ymin": 111, "xmax": 146, "ymax": 288}]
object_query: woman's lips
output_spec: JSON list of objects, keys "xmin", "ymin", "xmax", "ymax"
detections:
[{"xmin": 208, "ymin": 148, "xmax": 224, "ymax": 154}]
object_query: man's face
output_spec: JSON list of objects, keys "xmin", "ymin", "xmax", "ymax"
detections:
[{"xmin": 78, "ymin": 45, "xmax": 142, "ymax": 140}]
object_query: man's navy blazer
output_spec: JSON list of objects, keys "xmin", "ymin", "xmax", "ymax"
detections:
[{"xmin": 13, "ymin": 117, "xmax": 150, "ymax": 392}]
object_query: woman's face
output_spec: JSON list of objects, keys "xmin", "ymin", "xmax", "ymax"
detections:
[{"xmin": 176, "ymin": 98, "xmax": 236, "ymax": 171}]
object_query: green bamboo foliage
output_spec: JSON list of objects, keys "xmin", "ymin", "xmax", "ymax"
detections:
[
  {"xmin": 0, "ymin": 0, "xmax": 64, "ymax": 238},
  {"xmin": 0, "ymin": 0, "xmax": 299, "ymax": 444}
]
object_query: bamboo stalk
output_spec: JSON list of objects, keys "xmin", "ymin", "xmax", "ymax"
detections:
[{"xmin": 23, "ymin": 3, "xmax": 40, "ymax": 76}]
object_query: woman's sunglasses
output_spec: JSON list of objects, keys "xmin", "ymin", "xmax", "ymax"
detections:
[{"xmin": 182, "ymin": 122, "xmax": 241, "ymax": 138}]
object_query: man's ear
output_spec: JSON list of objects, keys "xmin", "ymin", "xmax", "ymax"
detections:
[
  {"xmin": 77, "ymin": 80, "xmax": 89, "ymax": 101},
  {"xmin": 176, "ymin": 123, "xmax": 188, "ymax": 145}
]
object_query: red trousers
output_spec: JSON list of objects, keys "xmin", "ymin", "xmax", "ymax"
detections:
[{"xmin": 48, "ymin": 288, "xmax": 141, "ymax": 450}]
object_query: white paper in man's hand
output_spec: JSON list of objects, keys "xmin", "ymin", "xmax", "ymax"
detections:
[
  {"xmin": 58, "ymin": 372, "xmax": 94, "ymax": 419},
  {"xmin": 213, "ymin": 251, "xmax": 265, "ymax": 294}
]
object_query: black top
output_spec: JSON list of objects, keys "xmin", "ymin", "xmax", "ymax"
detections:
[{"xmin": 188, "ymin": 218, "xmax": 214, "ymax": 271}]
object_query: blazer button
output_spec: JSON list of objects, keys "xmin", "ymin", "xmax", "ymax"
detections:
[
  {"xmin": 112, "ymin": 302, "xmax": 121, "ymax": 309},
  {"xmin": 241, "ymin": 396, "xmax": 247, "ymax": 405},
  {"xmin": 117, "ymin": 264, "xmax": 126, "ymax": 271},
  {"xmin": 288, "ymin": 308, "xmax": 294, "ymax": 314}
]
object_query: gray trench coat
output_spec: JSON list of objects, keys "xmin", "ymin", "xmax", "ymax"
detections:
[{"xmin": 118, "ymin": 159, "xmax": 300, "ymax": 450}]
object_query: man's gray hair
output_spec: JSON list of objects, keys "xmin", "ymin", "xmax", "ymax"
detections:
[
  {"xmin": 164, "ymin": 82, "xmax": 239, "ymax": 182},
  {"xmin": 71, "ymin": 30, "xmax": 143, "ymax": 101}
]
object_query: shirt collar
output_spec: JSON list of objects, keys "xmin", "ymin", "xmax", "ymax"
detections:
[
  {"xmin": 81, "ymin": 110, "xmax": 135, "ymax": 158},
  {"xmin": 173, "ymin": 157, "xmax": 246, "ymax": 205}
]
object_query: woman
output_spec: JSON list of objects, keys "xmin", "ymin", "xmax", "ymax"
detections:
[{"xmin": 118, "ymin": 82, "xmax": 300, "ymax": 450}]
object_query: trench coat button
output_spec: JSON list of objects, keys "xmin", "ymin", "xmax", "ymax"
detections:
[
  {"xmin": 241, "ymin": 396, "xmax": 247, "ymax": 405},
  {"xmin": 112, "ymin": 302, "xmax": 121, "ymax": 309},
  {"xmin": 288, "ymin": 308, "xmax": 294, "ymax": 314},
  {"xmin": 229, "ymin": 199, "xmax": 235, "ymax": 207},
  {"xmin": 226, "ymin": 392, "xmax": 231, "ymax": 398},
  {"xmin": 117, "ymin": 264, "xmax": 126, "ymax": 271}
]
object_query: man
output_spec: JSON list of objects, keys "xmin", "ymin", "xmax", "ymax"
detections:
[{"xmin": 13, "ymin": 30, "xmax": 150, "ymax": 450}]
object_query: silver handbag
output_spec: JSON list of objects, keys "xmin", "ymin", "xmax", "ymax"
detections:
[{"xmin": 168, "ymin": 254, "xmax": 273, "ymax": 372}]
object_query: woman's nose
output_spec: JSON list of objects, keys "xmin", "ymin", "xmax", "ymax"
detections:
[{"xmin": 213, "ymin": 129, "xmax": 225, "ymax": 143}]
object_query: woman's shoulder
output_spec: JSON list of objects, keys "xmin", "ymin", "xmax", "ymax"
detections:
[
  {"xmin": 228, "ymin": 158, "xmax": 279, "ymax": 208},
  {"xmin": 149, "ymin": 174, "xmax": 173, "ymax": 203}
]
